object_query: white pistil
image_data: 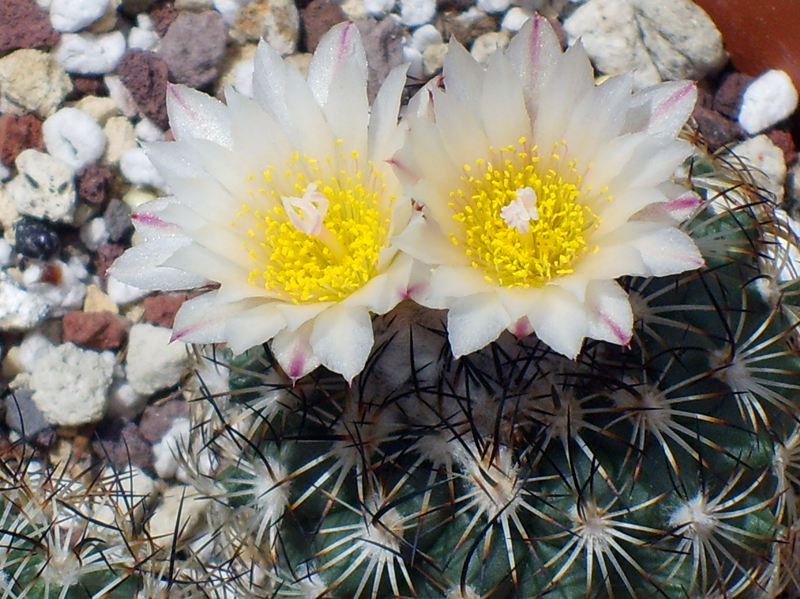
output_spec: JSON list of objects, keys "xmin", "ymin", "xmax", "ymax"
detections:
[
  {"xmin": 282, "ymin": 183, "xmax": 345, "ymax": 259},
  {"xmin": 282, "ymin": 183, "xmax": 328, "ymax": 235},
  {"xmin": 500, "ymin": 187, "xmax": 539, "ymax": 234}
]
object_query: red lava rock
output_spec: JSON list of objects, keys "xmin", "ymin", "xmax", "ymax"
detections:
[
  {"xmin": 355, "ymin": 18, "xmax": 404, "ymax": 102},
  {"xmin": 712, "ymin": 72, "xmax": 753, "ymax": 120},
  {"xmin": 692, "ymin": 105, "xmax": 744, "ymax": 152},
  {"xmin": 0, "ymin": 0, "xmax": 59, "ymax": 54},
  {"xmin": 150, "ymin": 2, "xmax": 179, "ymax": 37},
  {"xmin": 143, "ymin": 293, "xmax": 189, "ymax": 328},
  {"xmin": 95, "ymin": 242, "xmax": 126, "ymax": 279},
  {"xmin": 93, "ymin": 419, "xmax": 154, "ymax": 472},
  {"xmin": 159, "ymin": 11, "xmax": 227, "ymax": 89},
  {"xmin": 117, "ymin": 49, "xmax": 170, "ymax": 130},
  {"xmin": 0, "ymin": 113, "xmax": 44, "ymax": 166},
  {"xmin": 139, "ymin": 400, "xmax": 190, "ymax": 443},
  {"xmin": 302, "ymin": 0, "xmax": 347, "ymax": 53},
  {"xmin": 767, "ymin": 129, "xmax": 798, "ymax": 165},
  {"xmin": 62, "ymin": 310, "xmax": 129, "ymax": 350},
  {"xmin": 77, "ymin": 164, "xmax": 114, "ymax": 205},
  {"xmin": 71, "ymin": 76, "xmax": 107, "ymax": 98}
]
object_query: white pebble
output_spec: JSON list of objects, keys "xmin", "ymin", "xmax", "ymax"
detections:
[
  {"xmin": 409, "ymin": 24, "xmax": 443, "ymax": 54},
  {"xmin": 106, "ymin": 274, "xmax": 150, "ymax": 305},
  {"xmin": 106, "ymin": 374, "xmax": 147, "ymax": 419},
  {"xmin": 30, "ymin": 342, "xmax": 115, "ymax": 426},
  {"xmin": 477, "ymin": 0, "xmax": 510, "ymax": 14},
  {"xmin": 55, "ymin": 31, "xmax": 126, "ymax": 75},
  {"xmin": 43, "ymin": 107, "xmax": 107, "ymax": 172},
  {"xmin": 24, "ymin": 258, "xmax": 88, "ymax": 316},
  {"xmin": 152, "ymin": 418, "xmax": 191, "ymax": 479},
  {"xmin": 501, "ymin": 6, "xmax": 531, "ymax": 32},
  {"xmin": 125, "ymin": 323, "xmax": 192, "ymax": 395},
  {"xmin": 134, "ymin": 117, "xmax": 165, "ymax": 143},
  {"xmin": 364, "ymin": 0, "xmax": 395, "ymax": 17},
  {"xmin": 80, "ymin": 217, "xmax": 110, "ymax": 250},
  {"xmin": 0, "ymin": 240, "xmax": 13, "ymax": 267},
  {"xmin": 120, "ymin": 147, "xmax": 166, "ymax": 190},
  {"xmin": 402, "ymin": 46, "xmax": 423, "ymax": 81},
  {"xmin": 400, "ymin": 0, "xmax": 436, "ymax": 27},
  {"xmin": 0, "ymin": 273, "xmax": 51, "ymax": 331},
  {"xmin": 7, "ymin": 149, "xmax": 76, "ymax": 223},
  {"xmin": 18, "ymin": 331, "xmax": 55, "ymax": 372},
  {"xmin": 148, "ymin": 485, "xmax": 211, "ymax": 548},
  {"xmin": 104, "ymin": 74, "xmax": 139, "ymax": 118},
  {"xmin": 738, "ymin": 69, "xmax": 799, "ymax": 135},
  {"xmin": 233, "ymin": 58, "xmax": 255, "ymax": 98},
  {"xmin": 50, "ymin": 0, "xmax": 110, "ymax": 32},
  {"xmin": 129, "ymin": 15, "xmax": 160, "ymax": 51},
  {"xmin": 213, "ymin": 0, "xmax": 249, "ymax": 25},
  {"xmin": 0, "ymin": 163, "xmax": 11, "ymax": 182}
]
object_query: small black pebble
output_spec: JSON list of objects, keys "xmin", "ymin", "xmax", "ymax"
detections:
[{"xmin": 15, "ymin": 218, "xmax": 61, "ymax": 260}]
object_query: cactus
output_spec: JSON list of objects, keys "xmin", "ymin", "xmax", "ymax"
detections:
[{"xmin": 161, "ymin": 140, "xmax": 799, "ymax": 599}]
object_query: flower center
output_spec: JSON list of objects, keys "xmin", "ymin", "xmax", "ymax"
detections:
[
  {"xmin": 233, "ymin": 149, "xmax": 390, "ymax": 304},
  {"xmin": 449, "ymin": 139, "xmax": 602, "ymax": 287}
]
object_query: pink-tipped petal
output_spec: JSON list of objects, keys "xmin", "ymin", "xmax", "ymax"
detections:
[
  {"xmin": 172, "ymin": 292, "xmax": 262, "ymax": 344},
  {"xmin": 306, "ymin": 22, "xmax": 367, "ymax": 108},
  {"xmin": 526, "ymin": 287, "xmax": 588, "ymax": 359},
  {"xmin": 585, "ymin": 280, "xmax": 633, "ymax": 346},
  {"xmin": 109, "ymin": 237, "xmax": 209, "ymax": 291},
  {"xmin": 623, "ymin": 222, "xmax": 705, "ymax": 276},
  {"xmin": 167, "ymin": 84, "xmax": 232, "ymax": 148},
  {"xmin": 625, "ymin": 81, "xmax": 697, "ymax": 139},
  {"xmin": 271, "ymin": 321, "xmax": 321, "ymax": 382}
]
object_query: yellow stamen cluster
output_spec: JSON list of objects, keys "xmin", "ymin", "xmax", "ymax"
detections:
[
  {"xmin": 233, "ymin": 150, "xmax": 390, "ymax": 303},
  {"xmin": 449, "ymin": 139, "xmax": 601, "ymax": 287}
]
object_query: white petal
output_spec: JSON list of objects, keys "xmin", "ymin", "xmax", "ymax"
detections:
[
  {"xmin": 225, "ymin": 303, "xmax": 287, "ymax": 354},
  {"xmin": 442, "ymin": 41, "xmax": 484, "ymax": 118},
  {"xmin": 481, "ymin": 50, "xmax": 531, "ymax": 149},
  {"xmin": 393, "ymin": 212, "xmax": 464, "ymax": 267},
  {"xmin": 275, "ymin": 302, "xmax": 331, "ymax": 331},
  {"xmin": 271, "ymin": 320, "xmax": 321, "ymax": 381},
  {"xmin": 283, "ymin": 66, "xmax": 337, "ymax": 157},
  {"xmin": 306, "ymin": 22, "xmax": 368, "ymax": 109},
  {"xmin": 622, "ymin": 222, "xmax": 704, "ymax": 276},
  {"xmin": 632, "ymin": 185, "xmax": 702, "ymax": 223},
  {"xmin": 368, "ymin": 64, "xmax": 409, "ymax": 164},
  {"xmin": 428, "ymin": 265, "xmax": 494, "ymax": 300},
  {"xmin": 432, "ymin": 87, "xmax": 491, "ymax": 171},
  {"xmin": 162, "ymin": 243, "xmax": 250, "ymax": 284},
  {"xmin": 447, "ymin": 292, "xmax": 511, "ymax": 357},
  {"xmin": 505, "ymin": 14, "xmax": 563, "ymax": 123},
  {"xmin": 253, "ymin": 39, "xmax": 293, "ymax": 137},
  {"xmin": 225, "ymin": 87, "xmax": 294, "ymax": 167},
  {"xmin": 624, "ymin": 81, "xmax": 697, "ymax": 139},
  {"xmin": 584, "ymin": 279, "xmax": 633, "ymax": 346},
  {"xmin": 310, "ymin": 303, "xmax": 374, "ymax": 382},
  {"xmin": 172, "ymin": 292, "xmax": 262, "ymax": 344},
  {"xmin": 109, "ymin": 237, "xmax": 208, "ymax": 291},
  {"xmin": 166, "ymin": 84, "xmax": 232, "ymax": 149},
  {"xmin": 166, "ymin": 176, "xmax": 237, "ymax": 222},
  {"xmin": 525, "ymin": 287, "xmax": 588, "ymax": 359},
  {"xmin": 594, "ymin": 186, "xmax": 667, "ymax": 236}
]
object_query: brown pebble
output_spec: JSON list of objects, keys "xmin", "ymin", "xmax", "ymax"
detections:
[
  {"xmin": 143, "ymin": 293, "xmax": 189, "ymax": 328},
  {"xmin": 712, "ymin": 72, "xmax": 753, "ymax": 120},
  {"xmin": 692, "ymin": 105, "xmax": 744, "ymax": 152},
  {"xmin": 159, "ymin": 11, "xmax": 228, "ymax": 90},
  {"xmin": 62, "ymin": 310, "xmax": 129, "ymax": 351},
  {"xmin": 0, "ymin": 0, "xmax": 59, "ymax": 54},
  {"xmin": 355, "ymin": 18, "xmax": 404, "ymax": 103},
  {"xmin": 0, "ymin": 113, "xmax": 44, "ymax": 166},
  {"xmin": 77, "ymin": 164, "xmax": 114, "ymax": 205},
  {"xmin": 150, "ymin": 2, "xmax": 179, "ymax": 37},
  {"xmin": 95, "ymin": 243, "xmax": 126, "ymax": 279},
  {"xmin": 93, "ymin": 420, "xmax": 154, "ymax": 472},
  {"xmin": 302, "ymin": 0, "xmax": 347, "ymax": 53},
  {"xmin": 767, "ymin": 129, "xmax": 798, "ymax": 166},
  {"xmin": 117, "ymin": 50, "xmax": 170, "ymax": 130},
  {"xmin": 139, "ymin": 400, "xmax": 190, "ymax": 444},
  {"xmin": 70, "ymin": 76, "xmax": 107, "ymax": 98}
]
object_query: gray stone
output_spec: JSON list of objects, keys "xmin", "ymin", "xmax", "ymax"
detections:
[
  {"xmin": 632, "ymin": 0, "xmax": 726, "ymax": 81},
  {"xmin": 4, "ymin": 388, "xmax": 50, "ymax": 438},
  {"xmin": 159, "ymin": 11, "xmax": 228, "ymax": 89},
  {"xmin": 563, "ymin": 0, "xmax": 661, "ymax": 89}
]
